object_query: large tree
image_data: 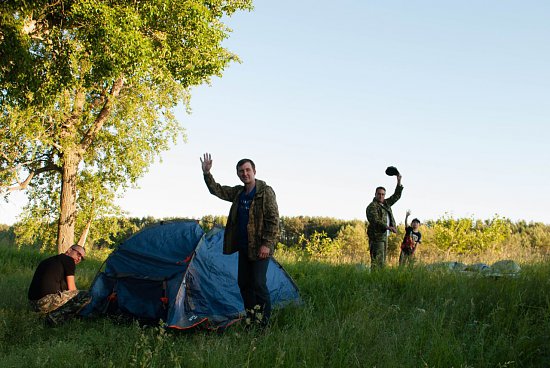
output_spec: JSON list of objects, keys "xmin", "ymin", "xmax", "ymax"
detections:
[{"xmin": 0, "ymin": 0, "xmax": 252, "ymax": 253}]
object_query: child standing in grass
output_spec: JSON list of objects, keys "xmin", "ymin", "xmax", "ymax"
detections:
[{"xmin": 399, "ymin": 210, "xmax": 422, "ymax": 266}]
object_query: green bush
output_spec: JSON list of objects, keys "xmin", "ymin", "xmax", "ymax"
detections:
[{"xmin": 425, "ymin": 215, "xmax": 511, "ymax": 254}]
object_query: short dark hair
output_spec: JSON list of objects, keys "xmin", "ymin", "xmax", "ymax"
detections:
[
  {"xmin": 412, "ymin": 218, "xmax": 421, "ymax": 224},
  {"xmin": 236, "ymin": 158, "xmax": 255, "ymax": 171},
  {"xmin": 375, "ymin": 186, "xmax": 386, "ymax": 193},
  {"xmin": 69, "ymin": 244, "xmax": 86, "ymax": 259}
]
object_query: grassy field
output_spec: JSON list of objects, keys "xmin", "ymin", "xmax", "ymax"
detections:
[{"xmin": 1, "ymin": 245, "xmax": 549, "ymax": 368}]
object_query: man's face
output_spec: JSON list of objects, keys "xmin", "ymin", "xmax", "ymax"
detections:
[
  {"xmin": 237, "ymin": 162, "xmax": 256, "ymax": 185},
  {"xmin": 412, "ymin": 221, "xmax": 420, "ymax": 231},
  {"xmin": 375, "ymin": 189, "xmax": 386, "ymax": 203},
  {"xmin": 68, "ymin": 249, "xmax": 83, "ymax": 265}
]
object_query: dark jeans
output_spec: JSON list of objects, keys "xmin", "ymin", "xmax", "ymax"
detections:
[{"xmin": 238, "ymin": 250, "xmax": 271, "ymax": 323}]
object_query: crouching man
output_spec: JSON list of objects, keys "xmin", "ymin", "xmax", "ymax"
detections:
[{"xmin": 28, "ymin": 244, "xmax": 91, "ymax": 324}]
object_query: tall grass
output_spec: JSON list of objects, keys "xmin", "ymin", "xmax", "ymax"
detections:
[{"xmin": 1, "ymin": 245, "xmax": 549, "ymax": 367}]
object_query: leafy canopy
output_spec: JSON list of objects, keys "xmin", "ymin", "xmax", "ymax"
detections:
[{"xmin": 0, "ymin": 0, "xmax": 252, "ymax": 250}]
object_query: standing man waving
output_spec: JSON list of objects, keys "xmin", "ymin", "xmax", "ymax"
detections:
[
  {"xmin": 201, "ymin": 153, "xmax": 280, "ymax": 328},
  {"xmin": 366, "ymin": 173, "xmax": 403, "ymax": 270}
]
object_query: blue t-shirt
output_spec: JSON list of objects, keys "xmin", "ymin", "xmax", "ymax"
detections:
[{"xmin": 237, "ymin": 186, "xmax": 256, "ymax": 251}]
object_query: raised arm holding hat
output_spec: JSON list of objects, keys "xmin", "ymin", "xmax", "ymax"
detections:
[{"xmin": 366, "ymin": 170, "xmax": 403, "ymax": 270}]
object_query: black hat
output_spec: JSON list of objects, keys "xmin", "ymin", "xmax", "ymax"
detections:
[{"xmin": 385, "ymin": 166, "xmax": 400, "ymax": 176}]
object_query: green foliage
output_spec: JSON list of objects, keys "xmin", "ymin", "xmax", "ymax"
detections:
[
  {"xmin": 4, "ymin": 213, "xmax": 548, "ymax": 259},
  {"xmin": 507, "ymin": 221, "xmax": 550, "ymax": 249},
  {"xmin": 0, "ymin": 224, "xmax": 15, "ymax": 247},
  {"xmin": 8, "ymin": 214, "xmax": 228, "ymax": 252},
  {"xmin": 293, "ymin": 224, "xmax": 369, "ymax": 263},
  {"xmin": 0, "ymin": 0, "xmax": 253, "ymax": 249},
  {"xmin": 280, "ymin": 216, "xmax": 358, "ymax": 245},
  {"xmin": 85, "ymin": 216, "xmax": 140, "ymax": 249},
  {"xmin": 426, "ymin": 214, "xmax": 511, "ymax": 254},
  {"xmin": 199, "ymin": 214, "xmax": 228, "ymax": 232},
  {"xmin": 298, "ymin": 231, "xmax": 337, "ymax": 259},
  {"xmin": 13, "ymin": 210, "xmax": 57, "ymax": 251},
  {"xmin": 333, "ymin": 223, "xmax": 369, "ymax": 262},
  {"xmin": 387, "ymin": 229, "xmax": 402, "ymax": 258},
  {"xmin": 13, "ymin": 215, "xmax": 140, "ymax": 252}
]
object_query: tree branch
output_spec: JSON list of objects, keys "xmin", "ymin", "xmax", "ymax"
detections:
[
  {"xmin": 80, "ymin": 77, "xmax": 125, "ymax": 151},
  {"xmin": 77, "ymin": 194, "xmax": 95, "ymax": 248},
  {"xmin": 0, "ymin": 160, "xmax": 59, "ymax": 194}
]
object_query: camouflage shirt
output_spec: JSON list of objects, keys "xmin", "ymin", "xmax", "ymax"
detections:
[
  {"xmin": 366, "ymin": 184, "xmax": 403, "ymax": 242},
  {"xmin": 204, "ymin": 173, "xmax": 280, "ymax": 260}
]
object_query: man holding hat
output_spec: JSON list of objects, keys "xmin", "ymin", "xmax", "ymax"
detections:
[
  {"xmin": 28, "ymin": 244, "xmax": 89, "ymax": 323},
  {"xmin": 366, "ymin": 170, "xmax": 403, "ymax": 270}
]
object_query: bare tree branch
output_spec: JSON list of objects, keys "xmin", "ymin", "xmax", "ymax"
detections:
[
  {"xmin": 77, "ymin": 193, "xmax": 95, "ymax": 248},
  {"xmin": 0, "ymin": 161, "xmax": 59, "ymax": 194}
]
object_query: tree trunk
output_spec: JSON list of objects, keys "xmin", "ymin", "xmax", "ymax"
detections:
[{"xmin": 57, "ymin": 151, "xmax": 80, "ymax": 253}]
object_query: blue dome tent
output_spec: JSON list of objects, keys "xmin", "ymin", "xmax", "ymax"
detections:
[{"xmin": 80, "ymin": 220, "xmax": 301, "ymax": 330}]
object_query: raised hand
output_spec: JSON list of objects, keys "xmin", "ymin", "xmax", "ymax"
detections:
[{"xmin": 200, "ymin": 153, "xmax": 213, "ymax": 173}]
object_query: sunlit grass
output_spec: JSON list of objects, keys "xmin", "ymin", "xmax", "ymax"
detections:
[
  {"xmin": 275, "ymin": 239, "xmax": 550, "ymax": 269},
  {"xmin": 1, "ymin": 245, "xmax": 549, "ymax": 367}
]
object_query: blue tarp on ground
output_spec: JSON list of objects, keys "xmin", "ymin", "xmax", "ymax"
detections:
[{"xmin": 81, "ymin": 221, "xmax": 301, "ymax": 330}]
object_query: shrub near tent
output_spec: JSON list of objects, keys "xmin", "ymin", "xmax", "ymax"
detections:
[{"xmin": 80, "ymin": 221, "xmax": 301, "ymax": 330}]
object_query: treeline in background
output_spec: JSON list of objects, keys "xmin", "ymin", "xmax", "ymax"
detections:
[{"xmin": 1, "ymin": 214, "xmax": 549, "ymax": 265}]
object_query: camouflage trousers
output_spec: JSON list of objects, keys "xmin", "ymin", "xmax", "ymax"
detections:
[
  {"xmin": 30, "ymin": 290, "xmax": 80, "ymax": 314},
  {"xmin": 369, "ymin": 238, "xmax": 387, "ymax": 270},
  {"xmin": 30, "ymin": 290, "xmax": 91, "ymax": 325}
]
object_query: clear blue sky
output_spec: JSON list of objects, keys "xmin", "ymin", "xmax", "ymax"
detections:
[{"xmin": 1, "ymin": 0, "xmax": 549, "ymax": 225}]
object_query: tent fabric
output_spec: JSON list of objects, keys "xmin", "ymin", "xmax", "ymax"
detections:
[
  {"xmin": 81, "ymin": 220, "xmax": 301, "ymax": 330},
  {"xmin": 168, "ymin": 226, "xmax": 302, "ymax": 329},
  {"xmin": 104, "ymin": 221, "xmax": 203, "ymax": 279}
]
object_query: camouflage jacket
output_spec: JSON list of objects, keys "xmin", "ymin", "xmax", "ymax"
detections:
[
  {"xmin": 366, "ymin": 184, "xmax": 403, "ymax": 242},
  {"xmin": 204, "ymin": 173, "xmax": 280, "ymax": 260}
]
